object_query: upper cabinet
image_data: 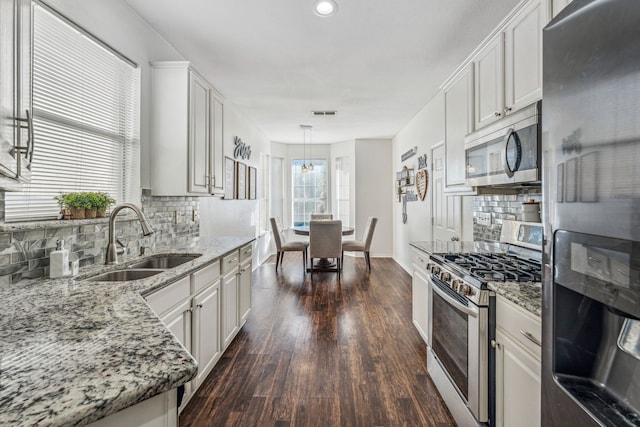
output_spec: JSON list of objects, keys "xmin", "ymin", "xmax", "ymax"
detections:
[
  {"xmin": 0, "ymin": 0, "xmax": 33, "ymax": 190},
  {"xmin": 151, "ymin": 61, "xmax": 224, "ymax": 196},
  {"xmin": 473, "ymin": 0, "xmax": 549, "ymax": 130},
  {"xmin": 443, "ymin": 64, "xmax": 474, "ymax": 187}
]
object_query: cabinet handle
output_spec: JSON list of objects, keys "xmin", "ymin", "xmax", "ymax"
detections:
[
  {"xmin": 505, "ymin": 106, "xmax": 512, "ymax": 113},
  {"xmin": 229, "ymin": 257, "xmax": 238, "ymax": 263},
  {"xmin": 13, "ymin": 109, "xmax": 35, "ymax": 172},
  {"xmin": 186, "ymin": 307, "xmax": 193, "ymax": 313},
  {"xmin": 196, "ymin": 303, "xmax": 204, "ymax": 309},
  {"xmin": 491, "ymin": 339, "xmax": 501, "ymax": 349},
  {"xmin": 519, "ymin": 330, "xmax": 542, "ymax": 347},
  {"xmin": 494, "ymin": 111, "xmax": 502, "ymax": 117}
]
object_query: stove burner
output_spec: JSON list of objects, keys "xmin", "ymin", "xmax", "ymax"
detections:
[{"xmin": 440, "ymin": 253, "xmax": 541, "ymax": 283}]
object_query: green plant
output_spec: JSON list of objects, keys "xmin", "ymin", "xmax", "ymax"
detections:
[
  {"xmin": 54, "ymin": 193, "xmax": 66, "ymax": 209},
  {"xmin": 63, "ymin": 192, "xmax": 92, "ymax": 209},
  {"xmin": 90, "ymin": 192, "xmax": 116, "ymax": 210}
]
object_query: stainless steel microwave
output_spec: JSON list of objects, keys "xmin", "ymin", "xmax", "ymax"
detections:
[{"xmin": 465, "ymin": 101, "xmax": 541, "ymax": 186}]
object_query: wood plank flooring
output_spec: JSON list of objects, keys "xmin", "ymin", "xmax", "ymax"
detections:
[{"xmin": 180, "ymin": 254, "xmax": 455, "ymax": 427}]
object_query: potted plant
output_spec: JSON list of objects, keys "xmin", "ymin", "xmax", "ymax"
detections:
[
  {"xmin": 54, "ymin": 193, "xmax": 72, "ymax": 220},
  {"xmin": 64, "ymin": 192, "xmax": 91, "ymax": 219},
  {"xmin": 91, "ymin": 192, "xmax": 116, "ymax": 218}
]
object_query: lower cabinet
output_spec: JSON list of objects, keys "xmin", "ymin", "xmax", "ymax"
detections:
[
  {"xmin": 221, "ymin": 267, "xmax": 239, "ymax": 349},
  {"xmin": 144, "ymin": 244, "xmax": 252, "ymax": 413},
  {"xmin": 191, "ymin": 282, "xmax": 221, "ymax": 388},
  {"xmin": 239, "ymin": 256, "xmax": 252, "ymax": 325},
  {"xmin": 411, "ymin": 250, "xmax": 430, "ymax": 344},
  {"xmin": 87, "ymin": 390, "xmax": 177, "ymax": 427},
  {"xmin": 494, "ymin": 296, "xmax": 541, "ymax": 427}
]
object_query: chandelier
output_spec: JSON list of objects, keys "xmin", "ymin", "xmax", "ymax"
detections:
[{"xmin": 300, "ymin": 125, "xmax": 313, "ymax": 173}]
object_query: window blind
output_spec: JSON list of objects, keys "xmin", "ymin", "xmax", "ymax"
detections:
[{"xmin": 5, "ymin": 3, "xmax": 140, "ymax": 222}]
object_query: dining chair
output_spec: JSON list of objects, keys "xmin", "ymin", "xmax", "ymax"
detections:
[
  {"xmin": 270, "ymin": 218, "xmax": 308, "ymax": 273},
  {"xmin": 310, "ymin": 213, "xmax": 333, "ymax": 220},
  {"xmin": 308, "ymin": 219, "xmax": 343, "ymax": 277},
  {"xmin": 342, "ymin": 217, "xmax": 378, "ymax": 271}
]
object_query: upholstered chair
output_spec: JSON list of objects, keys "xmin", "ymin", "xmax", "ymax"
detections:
[
  {"xmin": 308, "ymin": 219, "xmax": 343, "ymax": 277},
  {"xmin": 270, "ymin": 218, "xmax": 308, "ymax": 273},
  {"xmin": 342, "ymin": 217, "xmax": 378, "ymax": 271}
]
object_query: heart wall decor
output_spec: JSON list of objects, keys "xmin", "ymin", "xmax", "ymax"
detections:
[{"xmin": 415, "ymin": 169, "xmax": 428, "ymax": 201}]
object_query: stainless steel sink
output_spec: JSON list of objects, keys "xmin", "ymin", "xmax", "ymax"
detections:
[
  {"xmin": 86, "ymin": 269, "xmax": 163, "ymax": 282},
  {"xmin": 126, "ymin": 254, "xmax": 201, "ymax": 269}
]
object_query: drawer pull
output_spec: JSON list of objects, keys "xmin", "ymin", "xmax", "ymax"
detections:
[
  {"xmin": 228, "ymin": 257, "xmax": 238, "ymax": 263},
  {"xmin": 519, "ymin": 330, "xmax": 542, "ymax": 347},
  {"xmin": 491, "ymin": 339, "xmax": 501, "ymax": 350}
]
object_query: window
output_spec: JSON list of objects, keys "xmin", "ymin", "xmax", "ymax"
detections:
[
  {"xmin": 291, "ymin": 159, "xmax": 328, "ymax": 226},
  {"xmin": 335, "ymin": 156, "xmax": 350, "ymax": 226},
  {"xmin": 5, "ymin": 3, "xmax": 140, "ymax": 222}
]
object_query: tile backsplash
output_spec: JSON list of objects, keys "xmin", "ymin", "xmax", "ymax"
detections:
[
  {"xmin": 0, "ymin": 192, "xmax": 199, "ymax": 285},
  {"xmin": 473, "ymin": 190, "xmax": 542, "ymax": 244}
]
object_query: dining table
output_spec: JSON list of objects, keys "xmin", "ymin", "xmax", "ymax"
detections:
[{"xmin": 292, "ymin": 225, "xmax": 354, "ymax": 271}]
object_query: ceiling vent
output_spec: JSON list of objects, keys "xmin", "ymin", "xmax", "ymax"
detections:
[{"xmin": 312, "ymin": 111, "xmax": 337, "ymax": 116}]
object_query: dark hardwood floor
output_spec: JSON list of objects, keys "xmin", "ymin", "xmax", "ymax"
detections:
[{"xmin": 180, "ymin": 254, "xmax": 455, "ymax": 427}]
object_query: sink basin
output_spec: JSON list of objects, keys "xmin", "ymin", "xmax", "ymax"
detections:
[
  {"xmin": 126, "ymin": 254, "xmax": 201, "ymax": 269},
  {"xmin": 86, "ymin": 269, "xmax": 163, "ymax": 282}
]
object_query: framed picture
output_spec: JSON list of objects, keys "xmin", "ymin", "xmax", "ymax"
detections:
[
  {"xmin": 248, "ymin": 166, "xmax": 257, "ymax": 200},
  {"xmin": 224, "ymin": 157, "xmax": 235, "ymax": 199},
  {"xmin": 236, "ymin": 162, "xmax": 247, "ymax": 200}
]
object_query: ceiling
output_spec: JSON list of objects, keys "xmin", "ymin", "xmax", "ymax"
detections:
[{"xmin": 125, "ymin": 0, "xmax": 520, "ymax": 144}]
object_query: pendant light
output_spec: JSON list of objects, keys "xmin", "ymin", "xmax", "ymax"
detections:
[
  {"xmin": 300, "ymin": 125, "xmax": 311, "ymax": 173},
  {"xmin": 308, "ymin": 126, "xmax": 314, "ymax": 171}
]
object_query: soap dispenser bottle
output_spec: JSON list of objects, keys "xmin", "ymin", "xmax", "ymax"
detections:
[{"xmin": 50, "ymin": 239, "xmax": 70, "ymax": 278}]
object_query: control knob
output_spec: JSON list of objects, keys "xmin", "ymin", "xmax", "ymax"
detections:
[
  {"xmin": 459, "ymin": 284, "xmax": 471, "ymax": 296},
  {"xmin": 440, "ymin": 272, "xmax": 451, "ymax": 282}
]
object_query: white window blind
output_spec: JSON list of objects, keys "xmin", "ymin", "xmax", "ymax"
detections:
[{"xmin": 5, "ymin": 3, "xmax": 140, "ymax": 222}]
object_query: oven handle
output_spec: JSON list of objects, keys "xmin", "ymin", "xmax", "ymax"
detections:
[{"xmin": 430, "ymin": 276, "xmax": 479, "ymax": 318}]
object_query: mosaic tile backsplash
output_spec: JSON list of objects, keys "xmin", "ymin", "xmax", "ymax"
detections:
[
  {"xmin": 473, "ymin": 190, "xmax": 542, "ymax": 244},
  {"xmin": 0, "ymin": 193, "xmax": 199, "ymax": 285}
]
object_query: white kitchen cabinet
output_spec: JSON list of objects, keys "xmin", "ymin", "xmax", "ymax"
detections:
[
  {"xmin": 411, "ymin": 250, "xmax": 430, "ymax": 344},
  {"xmin": 552, "ymin": 0, "xmax": 571, "ymax": 17},
  {"xmin": 159, "ymin": 297, "xmax": 193, "ymax": 408},
  {"xmin": 494, "ymin": 296, "xmax": 541, "ymax": 427},
  {"xmin": 473, "ymin": 33, "xmax": 504, "ymax": 129},
  {"xmin": 504, "ymin": 0, "xmax": 548, "ymax": 114},
  {"xmin": 221, "ymin": 267, "xmax": 239, "ymax": 349},
  {"xmin": 87, "ymin": 390, "xmax": 177, "ymax": 427},
  {"xmin": 473, "ymin": 0, "xmax": 548, "ymax": 131},
  {"xmin": 0, "ymin": 0, "xmax": 32, "ymax": 190},
  {"xmin": 150, "ymin": 61, "xmax": 224, "ymax": 196},
  {"xmin": 191, "ymin": 281, "xmax": 221, "ymax": 388},
  {"xmin": 239, "ymin": 244, "xmax": 252, "ymax": 325},
  {"xmin": 443, "ymin": 64, "xmax": 474, "ymax": 187}
]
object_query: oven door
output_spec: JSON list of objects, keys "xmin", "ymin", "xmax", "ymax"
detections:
[{"xmin": 428, "ymin": 274, "xmax": 489, "ymax": 422}]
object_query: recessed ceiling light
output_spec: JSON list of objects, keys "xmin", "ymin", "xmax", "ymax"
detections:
[{"xmin": 314, "ymin": 0, "xmax": 338, "ymax": 17}]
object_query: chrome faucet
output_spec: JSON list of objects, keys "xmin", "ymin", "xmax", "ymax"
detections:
[{"xmin": 105, "ymin": 203, "xmax": 154, "ymax": 264}]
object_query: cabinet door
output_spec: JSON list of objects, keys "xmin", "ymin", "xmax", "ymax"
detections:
[
  {"xmin": 412, "ymin": 265, "xmax": 429, "ymax": 344},
  {"xmin": 221, "ymin": 269, "xmax": 239, "ymax": 349},
  {"xmin": 495, "ymin": 329, "xmax": 541, "ymax": 427},
  {"xmin": 432, "ymin": 144, "xmax": 462, "ymax": 243},
  {"xmin": 239, "ymin": 258, "xmax": 251, "ymax": 325},
  {"xmin": 192, "ymin": 282, "xmax": 221, "ymax": 388},
  {"xmin": 188, "ymin": 72, "xmax": 210, "ymax": 194},
  {"xmin": 552, "ymin": 0, "xmax": 570, "ymax": 17},
  {"xmin": 474, "ymin": 33, "xmax": 504, "ymax": 129},
  {"xmin": 0, "ymin": 0, "xmax": 31, "ymax": 182},
  {"xmin": 504, "ymin": 0, "xmax": 547, "ymax": 114},
  {"xmin": 444, "ymin": 64, "xmax": 474, "ymax": 187},
  {"xmin": 210, "ymin": 93, "xmax": 224, "ymax": 194},
  {"xmin": 160, "ymin": 298, "xmax": 192, "ymax": 409}
]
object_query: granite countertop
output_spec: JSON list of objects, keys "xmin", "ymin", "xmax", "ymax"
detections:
[
  {"xmin": 0, "ymin": 236, "xmax": 254, "ymax": 426},
  {"xmin": 410, "ymin": 240, "xmax": 541, "ymax": 319}
]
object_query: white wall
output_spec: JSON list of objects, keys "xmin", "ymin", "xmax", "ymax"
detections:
[
  {"xmin": 330, "ymin": 140, "xmax": 356, "ymax": 227},
  {"xmin": 392, "ymin": 92, "xmax": 446, "ymax": 273},
  {"xmin": 43, "ymin": 0, "xmax": 185, "ymax": 190},
  {"xmin": 354, "ymin": 139, "xmax": 393, "ymax": 257}
]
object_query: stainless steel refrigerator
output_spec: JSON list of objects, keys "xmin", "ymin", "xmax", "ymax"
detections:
[{"xmin": 542, "ymin": 0, "xmax": 640, "ymax": 426}]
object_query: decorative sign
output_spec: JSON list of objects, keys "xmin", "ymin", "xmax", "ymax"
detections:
[
  {"xmin": 224, "ymin": 157, "xmax": 235, "ymax": 199},
  {"xmin": 416, "ymin": 169, "xmax": 428, "ymax": 201},
  {"xmin": 417, "ymin": 154, "xmax": 428, "ymax": 170},
  {"xmin": 405, "ymin": 191, "xmax": 419, "ymax": 202},
  {"xmin": 401, "ymin": 146, "xmax": 418, "ymax": 162},
  {"xmin": 236, "ymin": 162, "xmax": 247, "ymax": 200},
  {"xmin": 233, "ymin": 136, "xmax": 252, "ymax": 160}
]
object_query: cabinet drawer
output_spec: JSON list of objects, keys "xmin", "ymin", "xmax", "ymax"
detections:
[
  {"xmin": 221, "ymin": 250, "xmax": 240, "ymax": 274},
  {"xmin": 496, "ymin": 295, "xmax": 541, "ymax": 359},
  {"xmin": 412, "ymin": 249, "xmax": 429, "ymax": 271},
  {"xmin": 192, "ymin": 260, "xmax": 221, "ymax": 294},
  {"xmin": 240, "ymin": 243, "xmax": 252, "ymax": 261},
  {"xmin": 146, "ymin": 276, "xmax": 191, "ymax": 317}
]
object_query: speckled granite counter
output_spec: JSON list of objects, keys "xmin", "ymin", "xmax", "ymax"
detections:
[
  {"xmin": 0, "ymin": 236, "xmax": 254, "ymax": 426},
  {"xmin": 410, "ymin": 241, "xmax": 541, "ymax": 319}
]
